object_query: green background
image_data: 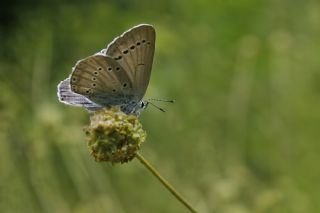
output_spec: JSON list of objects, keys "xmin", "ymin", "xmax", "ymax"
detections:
[{"xmin": 1, "ymin": 0, "xmax": 319, "ymax": 212}]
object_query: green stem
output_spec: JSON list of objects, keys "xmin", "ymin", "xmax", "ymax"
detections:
[{"xmin": 136, "ymin": 152, "xmax": 198, "ymax": 213}]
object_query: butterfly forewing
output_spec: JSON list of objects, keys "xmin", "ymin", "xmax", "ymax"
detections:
[
  {"xmin": 70, "ymin": 54, "xmax": 134, "ymax": 106},
  {"xmin": 104, "ymin": 24, "xmax": 155, "ymax": 100}
]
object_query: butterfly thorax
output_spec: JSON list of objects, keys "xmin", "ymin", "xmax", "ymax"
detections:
[{"xmin": 120, "ymin": 100, "xmax": 149, "ymax": 116}]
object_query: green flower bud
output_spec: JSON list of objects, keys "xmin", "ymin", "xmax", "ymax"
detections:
[{"xmin": 84, "ymin": 107, "xmax": 146, "ymax": 164}]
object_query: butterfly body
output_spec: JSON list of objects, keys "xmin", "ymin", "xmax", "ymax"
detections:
[{"xmin": 57, "ymin": 24, "xmax": 155, "ymax": 116}]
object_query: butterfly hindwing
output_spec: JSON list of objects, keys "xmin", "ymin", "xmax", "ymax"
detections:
[
  {"xmin": 57, "ymin": 77, "xmax": 102, "ymax": 110},
  {"xmin": 70, "ymin": 54, "xmax": 134, "ymax": 106}
]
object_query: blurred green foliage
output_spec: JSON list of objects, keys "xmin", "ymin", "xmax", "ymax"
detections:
[{"xmin": 1, "ymin": 0, "xmax": 320, "ymax": 212}]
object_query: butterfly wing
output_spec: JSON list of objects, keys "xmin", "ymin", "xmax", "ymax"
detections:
[
  {"xmin": 102, "ymin": 24, "xmax": 155, "ymax": 100},
  {"xmin": 57, "ymin": 77, "xmax": 102, "ymax": 110},
  {"xmin": 70, "ymin": 54, "xmax": 134, "ymax": 106}
]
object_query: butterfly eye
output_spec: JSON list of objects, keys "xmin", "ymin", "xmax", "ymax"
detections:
[
  {"xmin": 123, "ymin": 50, "xmax": 128, "ymax": 54},
  {"xmin": 147, "ymin": 41, "xmax": 151, "ymax": 45},
  {"xmin": 130, "ymin": 45, "xmax": 135, "ymax": 50},
  {"xmin": 72, "ymin": 77, "xmax": 77, "ymax": 82},
  {"xmin": 94, "ymin": 71, "xmax": 98, "ymax": 75},
  {"xmin": 142, "ymin": 39, "xmax": 146, "ymax": 43},
  {"xmin": 98, "ymin": 67, "xmax": 102, "ymax": 71},
  {"xmin": 116, "ymin": 67, "xmax": 120, "ymax": 71},
  {"xmin": 92, "ymin": 77, "xmax": 96, "ymax": 81},
  {"xmin": 136, "ymin": 42, "xmax": 141, "ymax": 46},
  {"xmin": 92, "ymin": 83, "xmax": 96, "ymax": 87},
  {"xmin": 107, "ymin": 67, "xmax": 112, "ymax": 72},
  {"xmin": 123, "ymin": 83, "xmax": 127, "ymax": 88}
]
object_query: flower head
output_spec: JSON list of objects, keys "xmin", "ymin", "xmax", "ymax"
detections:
[{"xmin": 84, "ymin": 107, "xmax": 146, "ymax": 164}]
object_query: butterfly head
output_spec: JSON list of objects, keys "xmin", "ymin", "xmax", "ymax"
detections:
[
  {"xmin": 132, "ymin": 100, "xmax": 149, "ymax": 116},
  {"xmin": 140, "ymin": 100, "xmax": 149, "ymax": 109},
  {"xmin": 120, "ymin": 100, "xmax": 149, "ymax": 116}
]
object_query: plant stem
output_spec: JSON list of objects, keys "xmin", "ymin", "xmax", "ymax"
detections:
[{"xmin": 136, "ymin": 152, "xmax": 198, "ymax": 213}]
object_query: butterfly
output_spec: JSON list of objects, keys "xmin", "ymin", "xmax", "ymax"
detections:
[{"xmin": 57, "ymin": 24, "xmax": 155, "ymax": 116}]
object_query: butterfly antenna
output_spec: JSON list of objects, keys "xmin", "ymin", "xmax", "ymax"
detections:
[
  {"xmin": 147, "ymin": 98, "xmax": 175, "ymax": 103},
  {"xmin": 148, "ymin": 101, "xmax": 166, "ymax": 112}
]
